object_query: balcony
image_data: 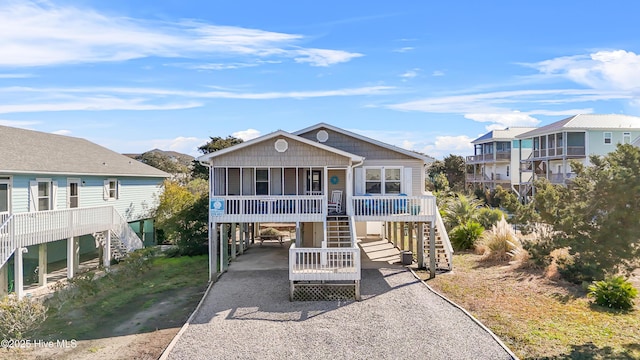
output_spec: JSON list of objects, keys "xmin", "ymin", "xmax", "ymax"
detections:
[
  {"xmin": 351, "ymin": 195, "xmax": 437, "ymax": 222},
  {"xmin": 209, "ymin": 195, "xmax": 325, "ymax": 223},
  {"xmin": 531, "ymin": 146, "xmax": 585, "ymax": 159},
  {"xmin": 466, "ymin": 152, "xmax": 511, "ymax": 163}
]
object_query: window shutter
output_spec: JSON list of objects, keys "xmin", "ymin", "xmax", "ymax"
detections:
[
  {"xmin": 103, "ymin": 180, "xmax": 109, "ymax": 200},
  {"xmin": 354, "ymin": 168, "xmax": 364, "ymax": 195},
  {"xmin": 403, "ymin": 167, "xmax": 413, "ymax": 196},
  {"xmin": 117, "ymin": 180, "xmax": 121, "ymax": 199},
  {"xmin": 29, "ymin": 181, "xmax": 38, "ymax": 212},
  {"xmin": 52, "ymin": 181, "xmax": 58, "ymax": 210}
]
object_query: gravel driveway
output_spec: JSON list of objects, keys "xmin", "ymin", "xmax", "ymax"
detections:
[{"xmin": 167, "ymin": 267, "xmax": 514, "ymax": 360}]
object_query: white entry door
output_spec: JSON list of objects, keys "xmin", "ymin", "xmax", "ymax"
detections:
[{"xmin": 0, "ymin": 177, "xmax": 11, "ymax": 216}]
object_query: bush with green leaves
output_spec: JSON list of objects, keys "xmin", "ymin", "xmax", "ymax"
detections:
[
  {"xmin": 449, "ymin": 220, "xmax": 484, "ymax": 251},
  {"xmin": 477, "ymin": 207, "xmax": 506, "ymax": 229},
  {"xmin": 588, "ymin": 276, "xmax": 638, "ymax": 311},
  {"xmin": 0, "ymin": 296, "xmax": 47, "ymax": 339}
]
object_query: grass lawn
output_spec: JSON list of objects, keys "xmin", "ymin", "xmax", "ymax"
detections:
[
  {"xmin": 4, "ymin": 253, "xmax": 209, "ymax": 360},
  {"xmin": 420, "ymin": 253, "xmax": 640, "ymax": 359}
]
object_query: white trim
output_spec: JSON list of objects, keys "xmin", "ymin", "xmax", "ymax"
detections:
[
  {"xmin": 105, "ymin": 178, "xmax": 119, "ymax": 200},
  {"xmin": 197, "ymin": 130, "xmax": 363, "ymax": 163},
  {"xmin": 362, "ymin": 166, "xmax": 403, "ymax": 195},
  {"xmin": 603, "ymin": 131, "xmax": 613, "ymax": 145}
]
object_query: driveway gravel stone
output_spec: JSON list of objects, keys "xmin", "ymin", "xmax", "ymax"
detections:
[{"xmin": 167, "ymin": 267, "xmax": 514, "ymax": 360}]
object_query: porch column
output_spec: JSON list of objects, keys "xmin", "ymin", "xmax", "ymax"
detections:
[
  {"xmin": 392, "ymin": 222, "xmax": 398, "ymax": 249},
  {"xmin": 231, "ymin": 223, "xmax": 237, "ymax": 259},
  {"xmin": 0, "ymin": 264, "xmax": 8, "ymax": 297},
  {"xmin": 417, "ymin": 222, "xmax": 425, "ymax": 268},
  {"xmin": 346, "ymin": 167, "xmax": 353, "ymax": 215},
  {"xmin": 408, "ymin": 222, "xmax": 415, "ymax": 255},
  {"xmin": 14, "ymin": 248, "xmax": 25, "ymax": 299},
  {"xmin": 209, "ymin": 221, "xmax": 217, "ymax": 281},
  {"xmin": 103, "ymin": 231, "xmax": 111, "ymax": 269},
  {"xmin": 295, "ymin": 222, "xmax": 301, "ymax": 247},
  {"xmin": 38, "ymin": 243, "xmax": 47, "ymax": 287},
  {"xmin": 220, "ymin": 224, "xmax": 228, "ymax": 272},
  {"xmin": 429, "ymin": 221, "xmax": 436, "ymax": 279},
  {"xmin": 67, "ymin": 237, "xmax": 79, "ymax": 279}
]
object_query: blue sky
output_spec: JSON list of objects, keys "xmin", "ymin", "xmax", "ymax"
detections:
[{"xmin": 2, "ymin": 0, "xmax": 640, "ymax": 159}]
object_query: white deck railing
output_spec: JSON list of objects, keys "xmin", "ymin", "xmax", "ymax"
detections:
[
  {"xmin": 0, "ymin": 206, "xmax": 143, "ymax": 268},
  {"xmin": 210, "ymin": 195, "xmax": 325, "ymax": 223},
  {"xmin": 351, "ymin": 195, "xmax": 437, "ymax": 222},
  {"xmin": 289, "ymin": 244, "xmax": 361, "ymax": 282}
]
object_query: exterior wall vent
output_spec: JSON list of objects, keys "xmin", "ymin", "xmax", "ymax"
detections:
[
  {"xmin": 275, "ymin": 139, "xmax": 288, "ymax": 152},
  {"xmin": 317, "ymin": 130, "xmax": 329, "ymax": 143}
]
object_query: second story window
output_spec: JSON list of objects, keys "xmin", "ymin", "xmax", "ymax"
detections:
[
  {"xmin": 365, "ymin": 167, "xmax": 402, "ymax": 195},
  {"xmin": 256, "ymin": 169, "xmax": 269, "ymax": 195},
  {"xmin": 104, "ymin": 179, "xmax": 120, "ymax": 200},
  {"xmin": 604, "ymin": 132, "xmax": 612, "ymax": 145}
]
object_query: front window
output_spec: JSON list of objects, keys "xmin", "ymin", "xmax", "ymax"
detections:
[
  {"xmin": 623, "ymin": 132, "xmax": 631, "ymax": 144},
  {"xmin": 365, "ymin": 167, "xmax": 402, "ymax": 195},
  {"xmin": 38, "ymin": 181, "xmax": 51, "ymax": 211},
  {"xmin": 604, "ymin": 132, "xmax": 612, "ymax": 144},
  {"xmin": 256, "ymin": 169, "xmax": 269, "ymax": 195},
  {"xmin": 108, "ymin": 179, "xmax": 118, "ymax": 199}
]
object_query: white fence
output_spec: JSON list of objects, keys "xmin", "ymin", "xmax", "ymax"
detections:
[
  {"xmin": 210, "ymin": 195, "xmax": 325, "ymax": 223},
  {"xmin": 351, "ymin": 195, "xmax": 437, "ymax": 222},
  {"xmin": 0, "ymin": 206, "xmax": 143, "ymax": 268},
  {"xmin": 289, "ymin": 244, "xmax": 361, "ymax": 282}
]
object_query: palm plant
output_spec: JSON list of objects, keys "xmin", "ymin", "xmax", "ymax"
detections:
[{"xmin": 442, "ymin": 193, "xmax": 484, "ymax": 230}]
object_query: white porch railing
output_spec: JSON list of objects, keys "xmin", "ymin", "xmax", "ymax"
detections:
[
  {"xmin": 289, "ymin": 244, "xmax": 361, "ymax": 282},
  {"xmin": 0, "ymin": 206, "xmax": 143, "ymax": 268},
  {"xmin": 351, "ymin": 195, "xmax": 437, "ymax": 222},
  {"xmin": 210, "ymin": 195, "xmax": 325, "ymax": 223}
]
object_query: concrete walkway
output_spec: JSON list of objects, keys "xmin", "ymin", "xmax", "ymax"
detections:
[{"xmin": 166, "ymin": 239, "xmax": 514, "ymax": 360}]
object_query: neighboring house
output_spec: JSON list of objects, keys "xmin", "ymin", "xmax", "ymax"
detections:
[
  {"xmin": 197, "ymin": 123, "xmax": 453, "ymax": 300},
  {"xmin": 516, "ymin": 114, "xmax": 640, "ymax": 197},
  {"xmin": 466, "ymin": 127, "xmax": 536, "ymax": 195},
  {"xmin": 0, "ymin": 126, "xmax": 169, "ymax": 298}
]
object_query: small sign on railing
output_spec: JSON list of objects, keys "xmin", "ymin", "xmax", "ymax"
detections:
[{"xmin": 210, "ymin": 198, "xmax": 225, "ymax": 216}]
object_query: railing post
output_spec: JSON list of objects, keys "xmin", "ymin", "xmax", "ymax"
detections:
[
  {"xmin": 429, "ymin": 221, "xmax": 436, "ymax": 279},
  {"xmin": 103, "ymin": 231, "xmax": 111, "ymax": 269}
]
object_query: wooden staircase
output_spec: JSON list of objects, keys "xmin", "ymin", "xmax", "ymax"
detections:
[
  {"xmin": 93, "ymin": 231, "xmax": 130, "ymax": 262},
  {"xmin": 326, "ymin": 215, "xmax": 352, "ymax": 248},
  {"xmin": 423, "ymin": 212, "xmax": 453, "ymax": 271}
]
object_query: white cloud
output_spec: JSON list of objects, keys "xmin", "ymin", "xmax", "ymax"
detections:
[
  {"xmin": 0, "ymin": 96, "xmax": 202, "ymax": 114},
  {"xmin": 393, "ymin": 47, "xmax": 414, "ymax": 53},
  {"xmin": 232, "ymin": 128, "xmax": 261, "ymax": 141},
  {"xmin": 0, "ymin": 73, "xmax": 33, "ymax": 78},
  {"xmin": 0, "ymin": 119, "xmax": 40, "ymax": 127},
  {"xmin": 529, "ymin": 50, "xmax": 640, "ymax": 91},
  {"xmin": 400, "ymin": 68, "xmax": 420, "ymax": 80},
  {"xmin": 432, "ymin": 70, "xmax": 445, "ymax": 77},
  {"xmin": 293, "ymin": 48, "xmax": 363, "ymax": 67},
  {"xmin": 420, "ymin": 135, "xmax": 475, "ymax": 159},
  {"xmin": 0, "ymin": 1, "xmax": 362, "ymax": 68},
  {"xmin": 464, "ymin": 111, "xmax": 540, "ymax": 129},
  {"xmin": 52, "ymin": 129, "xmax": 71, "ymax": 135}
]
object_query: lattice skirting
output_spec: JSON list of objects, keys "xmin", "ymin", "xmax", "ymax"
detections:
[{"xmin": 290, "ymin": 281, "xmax": 360, "ymax": 301}]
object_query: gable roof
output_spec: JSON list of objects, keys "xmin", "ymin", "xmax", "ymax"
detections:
[
  {"xmin": 197, "ymin": 130, "xmax": 364, "ymax": 163},
  {"xmin": 293, "ymin": 123, "xmax": 435, "ymax": 163},
  {"xmin": 517, "ymin": 114, "xmax": 640, "ymax": 138},
  {"xmin": 0, "ymin": 125, "xmax": 169, "ymax": 177},
  {"xmin": 472, "ymin": 127, "xmax": 538, "ymax": 143}
]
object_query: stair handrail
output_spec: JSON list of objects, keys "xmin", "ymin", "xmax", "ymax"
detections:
[
  {"xmin": 435, "ymin": 209, "xmax": 454, "ymax": 270},
  {"xmin": 0, "ymin": 214, "xmax": 16, "ymax": 269},
  {"xmin": 110, "ymin": 208, "xmax": 143, "ymax": 252}
]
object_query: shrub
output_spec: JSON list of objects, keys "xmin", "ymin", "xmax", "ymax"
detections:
[
  {"xmin": 521, "ymin": 223, "xmax": 557, "ymax": 267},
  {"xmin": 450, "ymin": 220, "xmax": 484, "ymax": 251},
  {"xmin": 477, "ymin": 207, "xmax": 506, "ymax": 229},
  {"xmin": 260, "ymin": 227, "xmax": 281, "ymax": 237},
  {"xmin": 0, "ymin": 296, "xmax": 47, "ymax": 339},
  {"xmin": 588, "ymin": 276, "xmax": 638, "ymax": 311},
  {"xmin": 477, "ymin": 216, "xmax": 522, "ymax": 261}
]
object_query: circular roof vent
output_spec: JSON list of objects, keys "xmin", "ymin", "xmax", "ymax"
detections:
[
  {"xmin": 275, "ymin": 139, "xmax": 288, "ymax": 152},
  {"xmin": 317, "ymin": 130, "xmax": 329, "ymax": 142}
]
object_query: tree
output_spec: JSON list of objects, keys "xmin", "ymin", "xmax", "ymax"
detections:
[
  {"xmin": 427, "ymin": 154, "xmax": 466, "ymax": 192},
  {"xmin": 191, "ymin": 136, "xmax": 243, "ymax": 180},
  {"xmin": 530, "ymin": 144, "xmax": 640, "ymax": 282}
]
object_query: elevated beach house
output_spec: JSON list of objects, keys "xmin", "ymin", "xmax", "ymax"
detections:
[
  {"xmin": 0, "ymin": 125, "xmax": 169, "ymax": 298},
  {"xmin": 198, "ymin": 123, "xmax": 452, "ymax": 300}
]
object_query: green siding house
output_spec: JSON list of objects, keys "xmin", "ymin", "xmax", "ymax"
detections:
[{"xmin": 0, "ymin": 125, "xmax": 169, "ymax": 298}]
